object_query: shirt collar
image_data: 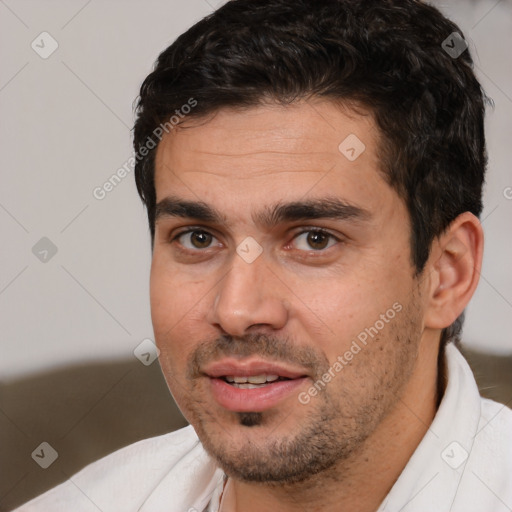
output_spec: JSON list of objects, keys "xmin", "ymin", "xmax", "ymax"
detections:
[{"xmin": 377, "ymin": 343, "xmax": 482, "ymax": 511}]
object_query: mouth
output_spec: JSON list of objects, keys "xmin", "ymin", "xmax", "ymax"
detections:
[{"xmin": 203, "ymin": 359, "xmax": 309, "ymax": 412}]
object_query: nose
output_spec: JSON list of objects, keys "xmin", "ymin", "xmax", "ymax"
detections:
[{"xmin": 208, "ymin": 252, "xmax": 289, "ymax": 337}]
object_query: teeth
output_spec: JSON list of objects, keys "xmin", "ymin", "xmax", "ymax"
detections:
[
  {"xmin": 247, "ymin": 375, "xmax": 270, "ymax": 384},
  {"xmin": 233, "ymin": 383, "xmax": 260, "ymax": 389},
  {"xmin": 225, "ymin": 374, "xmax": 280, "ymax": 384}
]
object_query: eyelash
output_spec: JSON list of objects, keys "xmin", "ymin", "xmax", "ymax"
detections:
[{"xmin": 170, "ymin": 227, "xmax": 341, "ymax": 253}]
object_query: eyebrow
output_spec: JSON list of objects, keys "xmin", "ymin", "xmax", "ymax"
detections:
[{"xmin": 154, "ymin": 195, "xmax": 371, "ymax": 227}]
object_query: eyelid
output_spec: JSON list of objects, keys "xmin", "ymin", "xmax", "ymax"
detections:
[
  {"xmin": 292, "ymin": 226, "xmax": 340, "ymax": 237},
  {"xmin": 170, "ymin": 225, "xmax": 215, "ymax": 240}
]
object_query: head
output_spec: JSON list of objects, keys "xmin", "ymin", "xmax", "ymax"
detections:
[{"xmin": 133, "ymin": 0, "xmax": 486, "ymax": 484}]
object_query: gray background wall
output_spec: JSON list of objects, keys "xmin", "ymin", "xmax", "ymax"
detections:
[{"xmin": 1, "ymin": 0, "xmax": 511, "ymax": 510}]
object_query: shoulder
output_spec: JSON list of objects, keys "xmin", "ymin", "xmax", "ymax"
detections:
[
  {"xmin": 15, "ymin": 425, "xmax": 215, "ymax": 512},
  {"xmin": 475, "ymin": 397, "xmax": 512, "ymax": 458},
  {"xmin": 455, "ymin": 398, "xmax": 512, "ymax": 511},
  {"xmin": 70, "ymin": 424, "xmax": 203, "ymax": 481}
]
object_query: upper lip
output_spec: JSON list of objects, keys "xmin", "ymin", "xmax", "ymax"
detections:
[{"xmin": 203, "ymin": 358, "xmax": 308, "ymax": 379}]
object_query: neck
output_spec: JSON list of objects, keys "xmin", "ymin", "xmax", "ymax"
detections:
[{"xmin": 221, "ymin": 340, "xmax": 442, "ymax": 512}]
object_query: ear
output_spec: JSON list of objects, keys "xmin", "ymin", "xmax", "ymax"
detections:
[{"xmin": 424, "ymin": 212, "xmax": 484, "ymax": 330}]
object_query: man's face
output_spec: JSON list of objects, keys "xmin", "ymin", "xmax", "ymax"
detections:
[{"xmin": 150, "ymin": 100, "xmax": 428, "ymax": 483}]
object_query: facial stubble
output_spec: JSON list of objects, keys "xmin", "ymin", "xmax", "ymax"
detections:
[{"xmin": 175, "ymin": 301, "xmax": 422, "ymax": 485}]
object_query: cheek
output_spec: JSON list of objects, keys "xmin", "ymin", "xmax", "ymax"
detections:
[
  {"xmin": 150, "ymin": 254, "xmax": 201, "ymax": 327},
  {"xmin": 150, "ymin": 257, "xmax": 214, "ymax": 367},
  {"xmin": 290, "ymin": 267, "xmax": 411, "ymax": 361},
  {"xmin": 150, "ymin": 262, "xmax": 188, "ymax": 354}
]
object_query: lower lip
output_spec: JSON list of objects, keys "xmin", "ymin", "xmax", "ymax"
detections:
[{"xmin": 209, "ymin": 377, "xmax": 307, "ymax": 412}]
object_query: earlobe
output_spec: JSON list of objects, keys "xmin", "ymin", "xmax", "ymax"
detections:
[{"xmin": 424, "ymin": 212, "xmax": 484, "ymax": 330}]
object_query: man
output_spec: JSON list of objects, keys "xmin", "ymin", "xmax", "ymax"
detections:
[{"xmin": 17, "ymin": 0, "xmax": 512, "ymax": 511}]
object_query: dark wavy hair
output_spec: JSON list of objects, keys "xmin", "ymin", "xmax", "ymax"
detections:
[{"xmin": 133, "ymin": 0, "xmax": 488, "ymax": 345}]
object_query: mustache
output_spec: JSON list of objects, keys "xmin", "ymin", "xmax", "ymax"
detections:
[{"xmin": 188, "ymin": 333, "xmax": 330, "ymax": 379}]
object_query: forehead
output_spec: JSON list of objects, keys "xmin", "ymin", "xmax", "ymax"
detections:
[{"xmin": 153, "ymin": 100, "xmax": 394, "ymax": 217}]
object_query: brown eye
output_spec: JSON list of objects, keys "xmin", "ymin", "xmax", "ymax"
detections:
[
  {"xmin": 292, "ymin": 230, "xmax": 338, "ymax": 251},
  {"xmin": 307, "ymin": 231, "xmax": 329, "ymax": 250},
  {"xmin": 177, "ymin": 230, "xmax": 215, "ymax": 249},
  {"xmin": 191, "ymin": 231, "xmax": 212, "ymax": 248}
]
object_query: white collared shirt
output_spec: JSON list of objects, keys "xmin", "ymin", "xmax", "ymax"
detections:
[{"xmin": 16, "ymin": 344, "xmax": 512, "ymax": 512}]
